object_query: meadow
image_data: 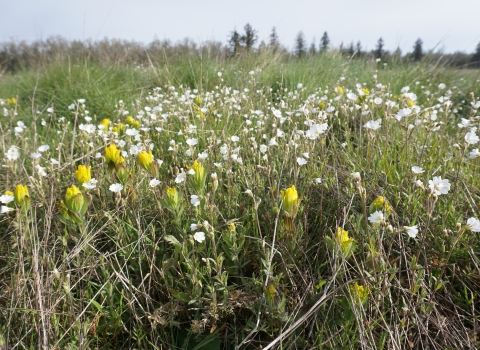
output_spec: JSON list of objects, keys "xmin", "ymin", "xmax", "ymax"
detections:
[{"xmin": 1, "ymin": 49, "xmax": 480, "ymax": 349}]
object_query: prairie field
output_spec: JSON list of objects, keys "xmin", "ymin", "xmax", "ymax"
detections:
[{"xmin": 1, "ymin": 49, "xmax": 480, "ymax": 349}]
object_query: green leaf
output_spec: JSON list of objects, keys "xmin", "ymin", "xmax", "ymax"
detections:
[
  {"xmin": 164, "ymin": 235, "xmax": 181, "ymax": 247},
  {"xmin": 171, "ymin": 290, "xmax": 191, "ymax": 302}
]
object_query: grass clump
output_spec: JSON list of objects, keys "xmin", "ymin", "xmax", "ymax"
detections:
[{"xmin": 1, "ymin": 52, "xmax": 480, "ymax": 349}]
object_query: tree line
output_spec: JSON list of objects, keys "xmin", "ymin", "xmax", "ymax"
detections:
[{"xmin": 1, "ymin": 24, "xmax": 480, "ymax": 73}]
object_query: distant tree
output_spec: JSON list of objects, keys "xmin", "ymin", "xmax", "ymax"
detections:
[
  {"xmin": 412, "ymin": 38, "xmax": 423, "ymax": 62},
  {"xmin": 309, "ymin": 38, "xmax": 317, "ymax": 55},
  {"xmin": 228, "ymin": 30, "xmax": 242, "ymax": 55},
  {"xmin": 374, "ymin": 37, "xmax": 384, "ymax": 59},
  {"xmin": 241, "ymin": 23, "xmax": 258, "ymax": 51},
  {"xmin": 294, "ymin": 31, "xmax": 306, "ymax": 57},
  {"xmin": 320, "ymin": 32, "xmax": 330, "ymax": 52},
  {"xmin": 269, "ymin": 27, "xmax": 280, "ymax": 49},
  {"xmin": 356, "ymin": 41, "xmax": 363, "ymax": 56},
  {"xmin": 347, "ymin": 42, "xmax": 355, "ymax": 57},
  {"xmin": 471, "ymin": 42, "xmax": 480, "ymax": 67}
]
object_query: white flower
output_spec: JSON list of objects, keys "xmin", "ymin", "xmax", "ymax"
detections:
[
  {"xmin": 190, "ymin": 223, "xmax": 199, "ymax": 231},
  {"xmin": 368, "ymin": 211, "xmax": 384, "ymax": 225},
  {"xmin": 395, "ymin": 108, "xmax": 411, "ymax": 121},
  {"xmin": 231, "ymin": 136, "xmax": 240, "ymax": 142},
  {"xmin": 38, "ymin": 145, "xmax": 50, "ymax": 153},
  {"xmin": 129, "ymin": 145, "xmax": 141, "ymax": 156},
  {"xmin": 175, "ymin": 171, "xmax": 187, "ymax": 183},
  {"xmin": 83, "ymin": 179, "xmax": 98, "ymax": 190},
  {"xmin": 186, "ymin": 138, "xmax": 198, "ymax": 146},
  {"xmin": 30, "ymin": 152, "xmax": 42, "ymax": 159},
  {"xmin": 149, "ymin": 178, "xmax": 161, "ymax": 187},
  {"xmin": 198, "ymin": 151, "xmax": 208, "ymax": 160},
  {"xmin": 314, "ymin": 178, "xmax": 322, "ymax": 184},
  {"xmin": 469, "ymin": 148, "xmax": 480, "ymax": 159},
  {"xmin": 35, "ymin": 164, "xmax": 47, "ymax": 177},
  {"xmin": 50, "ymin": 158, "xmax": 59, "ymax": 165},
  {"xmin": 373, "ymin": 97, "xmax": 383, "ymax": 105},
  {"xmin": 109, "ymin": 183, "xmax": 123, "ymax": 193},
  {"xmin": 297, "ymin": 157, "xmax": 307, "ymax": 166},
  {"xmin": 438, "ymin": 83, "xmax": 446, "ymax": 89},
  {"xmin": 428, "ymin": 176, "xmax": 450, "ymax": 196},
  {"xmin": 466, "ymin": 217, "xmax": 480, "ymax": 232},
  {"xmin": 305, "ymin": 123, "xmax": 328, "ymax": 139},
  {"xmin": 1, "ymin": 206, "xmax": 14, "ymax": 214},
  {"xmin": 465, "ymin": 131, "xmax": 479, "ymax": 145},
  {"xmin": 193, "ymin": 231, "xmax": 206, "ymax": 243},
  {"xmin": 126, "ymin": 128, "xmax": 139, "ymax": 136},
  {"xmin": 0, "ymin": 194, "xmax": 14, "ymax": 204},
  {"xmin": 190, "ymin": 195, "xmax": 201, "ymax": 207},
  {"xmin": 364, "ymin": 119, "xmax": 382, "ymax": 130},
  {"xmin": 403, "ymin": 225, "xmax": 419, "ymax": 238},
  {"xmin": 346, "ymin": 92, "xmax": 357, "ymax": 101},
  {"xmin": 458, "ymin": 118, "xmax": 471, "ymax": 128},
  {"xmin": 351, "ymin": 172, "xmax": 361, "ymax": 182},
  {"xmin": 187, "ymin": 169, "xmax": 196, "ymax": 175},
  {"xmin": 269, "ymin": 137, "xmax": 277, "ymax": 146},
  {"xmin": 6, "ymin": 146, "xmax": 19, "ymax": 160},
  {"xmin": 411, "ymin": 166, "xmax": 425, "ymax": 174}
]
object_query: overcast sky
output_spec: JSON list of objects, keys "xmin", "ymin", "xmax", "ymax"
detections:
[{"xmin": 2, "ymin": 0, "xmax": 480, "ymax": 54}]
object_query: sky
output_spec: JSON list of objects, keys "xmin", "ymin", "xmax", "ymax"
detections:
[{"xmin": 2, "ymin": 0, "xmax": 480, "ymax": 54}]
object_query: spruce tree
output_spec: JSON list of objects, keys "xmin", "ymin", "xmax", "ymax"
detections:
[
  {"xmin": 294, "ymin": 31, "xmax": 306, "ymax": 57},
  {"xmin": 241, "ymin": 23, "xmax": 258, "ymax": 51},
  {"xmin": 309, "ymin": 38, "xmax": 317, "ymax": 55},
  {"xmin": 471, "ymin": 41, "xmax": 480, "ymax": 67},
  {"xmin": 320, "ymin": 32, "xmax": 330, "ymax": 52},
  {"xmin": 374, "ymin": 37, "xmax": 384, "ymax": 59},
  {"xmin": 229, "ymin": 30, "xmax": 242, "ymax": 55},
  {"xmin": 269, "ymin": 27, "xmax": 280, "ymax": 49},
  {"xmin": 412, "ymin": 38, "xmax": 423, "ymax": 62}
]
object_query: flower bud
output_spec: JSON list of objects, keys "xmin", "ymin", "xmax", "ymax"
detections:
[
  {"xmin": 65, "ymin": 185, "xmax": 84, "ymax": 213},
  {"xmin": 14, "ymin": 184, "xmax": 30, "ymax": 212}
]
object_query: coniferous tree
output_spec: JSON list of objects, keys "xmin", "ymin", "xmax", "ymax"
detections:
[
  {"xmin": 269, "ymin": 27, "xmax": 280, "ymax": 49},
  {"xmin": 356, "ymin": 41, "xmax": 363, "ymax": 56},
  {"xmin": 320, "ymin": 32, "xmax": 330, "ymax": 52},
  {"xmin": 374, "ymin": 37, "xmax": 384, "ymax": 59},
  {"xmin": 347, "ymin": 42, "xmax": 355, "ymax": 57},
  {"xmin": 412, "ymin": 38, "xmax": 423, "ymax": 62},
  {"xmin": 309, "ymin": 38, "xmax": 317, "ymax": 55},
  {"xmin": 241, "ymin": 23, "xmax": 258, "ymax": 51},
  {"xmin": 471, "ymin": 42, "xmax": 480, "ymax": 68},
  {"xmin": 229, "ymin": 30, "xmax": 242, "ymax": 55},
  {"xmin": 294, "ymin": 31, "xmax": 306, "ymax": 57}
]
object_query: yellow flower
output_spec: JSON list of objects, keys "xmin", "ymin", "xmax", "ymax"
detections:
[
  {"xmin": 14, "ymin": 185, "xmax": 30, "ymax": 212},
  {"xmin": 280, "ymin": 185, "xmax": 301, "ymax": 218},
  {"xmin": 369, "ymin": 196, "xmax": 392, "ymax": 215},
  {"xmin": 112, "ymin": 122, "xmax": 126, "ymax": 135},
  {"xmin": 194, "ymin": 96, "xmax": 203, "ymax": 107},
  {"xmin": 105, "ymin": 144, "xmax": 124, "ymax": 170},
  {"xmin": 6, "ymin": 97, "xmax": 17, "ymax": 105},
  {"xmin": 65, "ymin": 185, "xmax": 84, "ymax": 213},
  {"xmin": 138, "ymin": 151, "xmax": 153, "ymax": 171},
  {"xmin": 337, "ymin": 86, "xmax": 345, "ymax": 94},
  {"xmin": 75, "ymin": 165, "xmax": 91, "ymax": 185},
  {"xmin": 100, "ymin": 118, "xmax": 111, "ymax": 129},
  {"xmin": 407, "ymin": 99, "xmax": 415, "ymax": 107},
  {"xmin": 335, "ymin": 227, "xmax": 355, "ymax": 256},
  {"xmin": 361, "ymin": 88, "xmax": 370, "ymax": 95},
  {"xmin": 190, "ymin": 160, "xmax": 206, "ymax": 192},
  {"xmin": 351, "ymin": 282, "xmax": 369, "ymax": 304},
  {"xmin": 319, "ymin": 101, "xmax": 326, "ymax": 109},
  {"xmin": 165, "ymin": 187, "xmax": 181, "ymax": 210},
  {"xmin": 132, "ymin": 120, "xmax": 140, "ymax": 129},
  {"xmin": 125, "ymin": 116, "xmax": 134, "ymax": 125},
  {"xmin": 5, "ymin": 190, "xmax": 13, "ymax": 196}
]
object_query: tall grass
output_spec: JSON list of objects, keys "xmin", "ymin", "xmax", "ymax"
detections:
[{"xmin": 1, "ymin": 50, "xmax": 480, "ymax": 349}]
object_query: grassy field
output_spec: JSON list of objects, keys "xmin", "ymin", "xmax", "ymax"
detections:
[{"xmin": 1, "ymin": 51, "xmax": 480, "ymax": 349}]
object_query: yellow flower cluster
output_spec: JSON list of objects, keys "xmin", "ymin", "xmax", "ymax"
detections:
[
  {"xmin": 280, "ymin": 185, "xmax": 301, "ymax": 232},
  {"xmin": 75, "ymin": 165, "xmax": 91, "ymax": 185},
  {"xmin": 369, "ymin": 196, "xmax": 392, "ymax": 215}
]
